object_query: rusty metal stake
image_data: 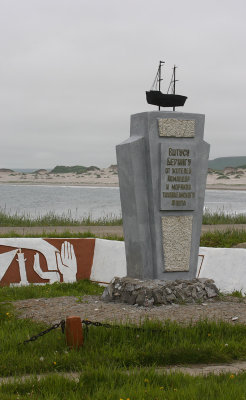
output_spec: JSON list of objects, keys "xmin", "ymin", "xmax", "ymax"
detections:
[{"xmin": 65, "ymin": 316, "xmax": 83, "ymax": 349}]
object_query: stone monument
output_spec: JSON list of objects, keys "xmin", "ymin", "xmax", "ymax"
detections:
[{"xmin": 116, "ymin": 111, "xmax": 210, "ymax": 281}]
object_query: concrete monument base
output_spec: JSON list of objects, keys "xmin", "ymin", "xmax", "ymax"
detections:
[{"xmin": 102, "ymin": 277, "xmax": 219, "ymax": 306}]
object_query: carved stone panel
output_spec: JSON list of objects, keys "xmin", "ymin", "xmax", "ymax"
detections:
[
  {"xmin": 158, "ymin": 118, "xmax": 195, "ymax": 138},
  {"xmin": 161, "ymin": 215, "xmax": 193, "ymax": 272}
]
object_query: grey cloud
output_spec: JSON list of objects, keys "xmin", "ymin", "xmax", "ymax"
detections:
[{"xmin": 0, "ymin": 0, "xmax": 245, "ymax": 168}]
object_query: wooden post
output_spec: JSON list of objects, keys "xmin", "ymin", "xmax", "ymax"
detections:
[{"xmin": 65, "ymin": 316, "xmax": 83, "ymax": 349}]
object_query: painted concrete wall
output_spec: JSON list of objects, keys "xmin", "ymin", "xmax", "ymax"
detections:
[
  {"xmin": 0, "ymin": 238, "xmax": 127, "ymax": 286},
  {"xmin": 1, "ymin": 238, "xmax": 246, "ymax": 293},
  {"xmin": 197, "ymin": 247, "xmax": 246, "ymax": 293},
  {"xmin": 0, "ymin": 238, "xmax": 96, "ymax": 286},
  {"xmin": 90, "ymin": 239, "xmax": 126, "ymax": 283}
]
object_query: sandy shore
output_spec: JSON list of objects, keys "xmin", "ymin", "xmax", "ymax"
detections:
[
  {"xmin": 206, "ymin": 184, "xmax": 246, "ymax": 191},
  {"xmin": 0, "ymin": 168, "xmax": 246, "ymax": 190},
  {"xmin": 206, "ymin": 170, "xmax": 246, "ymax": 190},
  {"xmin": 0, "ymin": 181, "xmax": 120, "ymax": 187},
  {"xmin": 0, "ymin": 167, "xmax": 119, "ymax": 187}
]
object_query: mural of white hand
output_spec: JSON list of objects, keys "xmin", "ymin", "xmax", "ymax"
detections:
[{"xmin": 56, "ymin": 241, "xmax": 77, "ymax": 283}]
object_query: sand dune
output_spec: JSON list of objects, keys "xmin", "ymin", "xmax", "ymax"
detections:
[
  {"xmin": 0, "ymin": 167, "xmax": 119, "ymax": 187},
  {"xmin": 0, "ymin": 168, "xmax": 246, "ymax": 190}
]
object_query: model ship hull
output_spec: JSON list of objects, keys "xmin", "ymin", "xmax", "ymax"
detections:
[{"xmin": 146, "ymin": 90, "xmax": 187, "ymax": 108}]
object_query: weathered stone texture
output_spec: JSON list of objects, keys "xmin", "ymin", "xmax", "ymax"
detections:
[
  {"xmin": 161, "ymin": 215, "xmax": 193, "ymax": 271},
  {"xmin": 102, "ymin": 277, "xmax": 219, "ymax": 307},
  {"xmin": 158, "ymin": 118, "xmax": 195, "ymax": 137}
]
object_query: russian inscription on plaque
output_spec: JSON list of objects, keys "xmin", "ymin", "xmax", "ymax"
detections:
[{"xmin": 160, "ymin": 144, "xmax": 196, "ymax": 210}]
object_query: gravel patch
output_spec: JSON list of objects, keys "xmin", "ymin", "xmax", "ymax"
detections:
[{"xmin": 13, "ymin": 295, "xmax": 246, "ymax": 326}]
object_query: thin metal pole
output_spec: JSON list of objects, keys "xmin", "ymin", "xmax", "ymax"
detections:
[
  {"xmin": 158, "ymin": 61, "xmax": 164, "ymax": 111},
  {"xmin": 173, "ymin": 65, "xmax": 176, "ymax": 112},
  {"xmin": 158, "ymin": 62, "xmax": 161, "ymax": 111}
]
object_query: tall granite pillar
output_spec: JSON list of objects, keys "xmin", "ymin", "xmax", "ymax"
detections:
[{"xmin": 116, "ymin": 111, "xmax": 210, "ymax": 280}]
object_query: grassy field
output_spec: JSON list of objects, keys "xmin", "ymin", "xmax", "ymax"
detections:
[
  {"xmin": 0, "ymin": 280, "xmax": 103, "ymax": 302},
  {"xmin": 200, "ymin": 229, "xmax": 246, "ymax": 247},
  {"xmin": 1, "ymin": 282, "xmax": 246, "ymax": 398},
  {"xmin": 202, "ymin": 210, "xmax": 246, "ymax": 225},
  {"xmin": 0, "ymin": 208, "xmax": 246, "ymax": 227},
  {"xmin": 1, "ymin": 369, "xmax": 246, "ymax": 400},
  {"xmin": 0, "ymin": 208, "xmax": 123, "ymax": 227},
  {"xmin": 0, "ymin": 230, "xmax": 124, "ymax": 241},
  {"xmin": 2, "ymin": 298, "xmax": 246, "ymax": 375}
]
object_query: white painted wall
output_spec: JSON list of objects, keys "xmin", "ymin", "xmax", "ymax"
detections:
[
  {"xmin": 91, "ymin": 242, "xmax": 246, "ymax": 293},
  {"xmin": 90, "ymin": 239, "xmax": 127, "ymax": 283},
  {"xmin": 1, "ymin": 236, "xmax": 246, "ymax": 293},
  {"xmin": 198, "ymin": 247, "xmax": 246, "ymax": 293}
]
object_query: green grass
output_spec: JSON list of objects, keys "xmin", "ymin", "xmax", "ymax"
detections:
[
  {"xmin": 0, "ymin": 230, "xmax": 97, "ymax": 238},
  {"xmin": 229, "ymin": 290, "xmax": 244, "ymax": 298},
  {"xmin": 202, "ymin": 209, "xmax": 246, "ymax": 225},
  {"xmin": 0, "ymin": 208, "xmax": 246, "ymax": 227},
  {"xmin": 0, "ymin": 208, "xmax": 122, "ymax": 227},
  {"xmin": 2, "ymin": 298, "xmax": 246, "ymax": 377},
  {"xmin": 0, "ymin": 280, "xmax": 104, "ymax": 302},
  {"xmin": 0, "ymin": 369, "xmax": 246, "ymax": 400},
  {"xmin": 0, "ymin": 230, "xmax": 124, "ymax": 241},
  {"xmin": 200, "ymin": 229, "xmax": 246, "ymax": 247}
]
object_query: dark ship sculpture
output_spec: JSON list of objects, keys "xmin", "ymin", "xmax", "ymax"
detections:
[{"xmin": 146, "ymin": 61, "xmax": 187, "ymax": 111}]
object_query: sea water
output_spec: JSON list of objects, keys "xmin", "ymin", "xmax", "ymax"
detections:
[{"xmin": 0, "ymin": 184, "xmax": 245, "ymax": 219}]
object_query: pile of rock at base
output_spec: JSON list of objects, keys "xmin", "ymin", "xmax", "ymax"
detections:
[{"xmin": 101, "ymin": 277, "xmax": 219, "ymax": 307}]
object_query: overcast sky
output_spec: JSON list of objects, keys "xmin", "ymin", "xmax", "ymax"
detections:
[{"xmin": 0, "ymin": 0, "xmax": 245, "ymax": 168}]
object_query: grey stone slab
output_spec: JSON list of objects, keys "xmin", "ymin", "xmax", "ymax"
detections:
[
  {"xmin": 116, "ymin": 111, "xmax": 210, "ymax": 280},
  {"xmin": 116, "ymin": 136, "xmax": 153, "ymax": 279}
]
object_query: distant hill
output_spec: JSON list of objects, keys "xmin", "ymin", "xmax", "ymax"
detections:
[
  {"xmin": 208, "ymin": 157, "xmax": 246, "ymax": 170},
  {"xmin": 0, "ymin": 168, "xmax": 14, "ymax": 173},
  {"xmin": 34, "ymin": 169, "xmax": 48, "ymax": 174},
  {"xmin": 50, "ymin": 165, "xmax": 100, "ymax": 174},
  {"xmin": 13, "ymin": 168, "xmax": 44, "ymax": 173}
]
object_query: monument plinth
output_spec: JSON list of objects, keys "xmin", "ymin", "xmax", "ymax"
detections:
[{"xmin": 116, "ymin": 111, "xmax": 210, "ymax": 280}]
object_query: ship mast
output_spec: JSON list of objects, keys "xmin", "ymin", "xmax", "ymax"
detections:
[
  {"xmin": 173, "ymin": 65, "xmax": 178, "ymax": 111},
  {"xmin": 158, "ymin": 61, "xmax": 165, "ymax": 111}
]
